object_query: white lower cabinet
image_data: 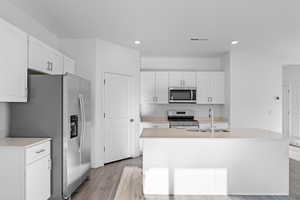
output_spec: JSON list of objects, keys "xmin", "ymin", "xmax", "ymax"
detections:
[
  {"xmin": 0, "ymin": 139, "xmax": 51, "ymax": 200},
  {"xmin": 26, "ymin": 155, "xmax": 51, "ymax": 200}
]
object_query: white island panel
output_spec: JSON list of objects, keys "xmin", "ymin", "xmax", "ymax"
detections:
[{"xmin": 142, "ymin": 128, "xmax": 289, "ymax": 196}]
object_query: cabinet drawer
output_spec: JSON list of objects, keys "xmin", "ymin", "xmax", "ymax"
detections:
[{"xmin": 26, "ymin": 141, "xmax": 50, "ymax": 164}]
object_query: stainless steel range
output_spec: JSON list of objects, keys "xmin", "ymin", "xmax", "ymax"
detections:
[{"xmin": 168, "ymin": 110, "xmax": 199, "ymax": 128}]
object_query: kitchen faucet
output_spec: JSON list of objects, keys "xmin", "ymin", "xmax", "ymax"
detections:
[{"xmin": 209, "ymin": 106, "xmax": 214, "ymax": 133}]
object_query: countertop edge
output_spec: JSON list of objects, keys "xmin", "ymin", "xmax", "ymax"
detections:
[{"xmin": 0, "ymin": 138, "xmax": 52, "ymax": 149}]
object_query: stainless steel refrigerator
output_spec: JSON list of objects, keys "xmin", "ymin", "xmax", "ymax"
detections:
[{"xmin": 9, "ymin": 74, "xmax": 91, "ymax": 200}]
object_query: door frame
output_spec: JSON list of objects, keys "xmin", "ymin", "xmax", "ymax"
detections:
[
  {"xmin": 282, "ymin": 83, "xmax": 292, "ymax": 137},
  {"xmin": 103, "ymin": 72, "xmax": 134, "ymax": 163}
]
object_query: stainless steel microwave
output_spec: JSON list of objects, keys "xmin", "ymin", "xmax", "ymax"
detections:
[{"xmin": 169, "ymin": 88, "xmax": 197, "ymax": 104}]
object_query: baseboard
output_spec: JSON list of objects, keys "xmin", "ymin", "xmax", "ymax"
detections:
[
  {"xmin": 91, "ymin": 161, "xmax": 104, "ymax": 168},
  {"xmin": 228, "ymin": 193, "xmax": 289, "ymax": 196}
]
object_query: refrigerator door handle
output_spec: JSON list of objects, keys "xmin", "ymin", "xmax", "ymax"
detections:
[{"xmin": 78, "ymin": 94, "xmax": 86, "ymax": 163}]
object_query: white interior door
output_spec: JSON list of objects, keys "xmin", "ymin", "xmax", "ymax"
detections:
[{"xmin": 104, "ymin": 73, "xmax": 131, "ymax": 163}]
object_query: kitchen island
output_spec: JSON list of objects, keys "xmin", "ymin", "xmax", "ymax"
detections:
[{"xmin": 141, "ymin": 128, "xmax": 289, "ymax": 196}]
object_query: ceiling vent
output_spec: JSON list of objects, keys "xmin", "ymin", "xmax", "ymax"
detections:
[{"xmin": 190, "ymin": 38, "xmax": 208, "ymax": 41}]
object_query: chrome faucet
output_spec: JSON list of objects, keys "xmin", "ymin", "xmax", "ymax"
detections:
[{"xmin": 209, "ymin": 106, "xmax": 214, "ymax": 133}]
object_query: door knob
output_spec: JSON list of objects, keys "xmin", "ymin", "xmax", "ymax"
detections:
[{"xmin": 130, "ymin": 119, "xmax": 134, "ymax": 123}]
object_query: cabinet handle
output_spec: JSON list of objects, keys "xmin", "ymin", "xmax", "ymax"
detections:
[
  {"xmin": 47, "ymin": 61, "xmax": 51, "ymax": 71},
  {"xmin": 35, "ymin": 149, "xmax": 46, "ymax": 154}
]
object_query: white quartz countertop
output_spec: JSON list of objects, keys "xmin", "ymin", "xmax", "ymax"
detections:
[
  {"xmin": 0, "ymin": 137, "xmax": 51, "ymax": 148},
  {"xmin": 140, "ymin": 128, "xmax": 285, "ymax": 140}
]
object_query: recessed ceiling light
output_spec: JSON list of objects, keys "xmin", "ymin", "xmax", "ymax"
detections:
[
  {"xmin": 134, "ymin": 40, "xmax": 141, "ymax": 45},
  {"xmin": 231, "ymin": 40, "xmax": 239, "ymax": 45}
]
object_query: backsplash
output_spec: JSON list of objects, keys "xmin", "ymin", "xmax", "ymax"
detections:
[
  {"xmin": 141, "ymin": 104, "xmax": 225, "ymax": 119},
  {"xmin": 0, "ymin": 103, "xmax": 9, "ymax": 138}
]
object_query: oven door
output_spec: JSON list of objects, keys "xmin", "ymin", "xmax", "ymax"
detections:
[{"xmin": 169, "ymin": 88, "xmax": 196, "ymax": 103}]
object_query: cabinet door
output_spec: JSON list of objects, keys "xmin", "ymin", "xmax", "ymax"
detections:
[
  {"xmin": 29, "ymin": 37, "xmax": 63, "ymax": 75},
  {"xmin": 210, "ymin": 72, "xmax": 225, "ymax": 104},
  {"xmin": 183, "ymin": 72, "xmax": 196, "ymax": 87},
  {"xmin": 63, "ymin": 56, "xmax": 76, "ymax": 74},
  {"xmin": 169, "ymin": 72, "xmax": 183, "ymax": 87},
  {"xmin": 156, "ymin": 72, "xmax": 169, "ymax": 104},
  {"xmin": 197, "ymin": 72, "xmax": 211, "ymax": 104},
  {"xmin": 141, "ymin": 72, "xmax": 156, "ymax": 103},
  {"xmin": 26, "ymin": 155, "xmax": 51, "ymax": 200},
  {"xmin": 29, "ymin": 37, "xmax": 51, "ymax": 73},
  {"xmin": 48, "ymin": 49, "xmax": 63, "ymax": 75},
  {"xmin": 0, "ymin": 18, "xmax": 27, "ymax": 102}
]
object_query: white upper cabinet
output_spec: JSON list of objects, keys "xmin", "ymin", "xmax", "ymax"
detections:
[
  {"xmin": 141, "ymin": 71, "xmax": 156, "ymax": 103},
  {"xmin": 0, "ymin": 18, "xmax": 28, "ymax": 102},
  {"xmin": 63, "ymin": 56, "xmax": 76, "ymax": 74},
  {"xmin": 141, "ymin": 71, "xmax": 224, "ymax": 105},
  {"xmin": 155, "ymin": 72, "xmax": 169, "ymax": 104},
  {"xmin": 29, "ymin": 37, "xmax": 63, "ymax": 75},
  {"xmin": 197, "ymin": 72, "xmax": 225, "ymax": 104},
  {"xmin": 183, "ymin": 72, "xmax": 196, "ymax": 87},
  {"xmin": 169, "ymin": 72, "xmax": 183, "ymax": 87},
  {"xmin": 141, "ymin": 71, "xmax": 169, "ymax": 104},
  {"xmin": 169, "ymin": 72, "xmax": 196, "ymax": 88}
]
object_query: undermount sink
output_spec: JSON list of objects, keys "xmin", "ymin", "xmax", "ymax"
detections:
[{"xmin": 186, "ymin": 128, "xmax": 230, "ymax": 133}]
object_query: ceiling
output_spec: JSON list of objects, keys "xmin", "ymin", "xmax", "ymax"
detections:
[{"xmin": 8, "ymin": 0, "xmax": 300, "ymax": 57}]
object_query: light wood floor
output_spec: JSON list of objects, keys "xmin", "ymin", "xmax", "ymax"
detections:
[{"xmin": 72, "ymin": 157, "xmax": 288, "ymax": 200}]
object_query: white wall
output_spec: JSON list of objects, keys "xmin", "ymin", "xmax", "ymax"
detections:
[
  {"xmin": 282, "ymin": 65, "xmax": 300, "ymax": 83},
  {"xmin": 0, "ymin": 0, "xmax": 58, "ymax": 48},
  {"xmin": 230, "ymin": 38, "xmax": 300, "ymax": 132},
  {"xmin": 60, "ymin": 38, "xmax": 140, "ymax": 168},
  {"xmin": 221, "ymin": 53, "xmax": 231, "ymax": 122},
  {"xmin": 141, "ymin": 56, "xmax": 221, "ymax": 70},
  {"xmin": 0, "ymin": 0, "xmax": 59, "ymax": 138}
]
